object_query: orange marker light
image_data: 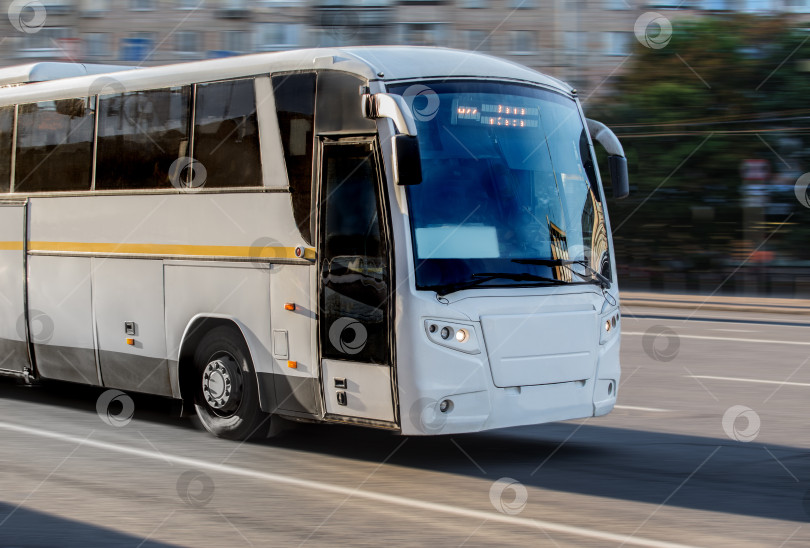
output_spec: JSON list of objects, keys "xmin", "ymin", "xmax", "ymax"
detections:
[
  {"xmin": 287, "ymin": 361, "xmax": 298, "ymax": 369},
  {"xmin": 126, "ymin": 338, "xmax": 135, "ymax": 346},
  {"xmin": 284, "ymin": 303, "xmax": 296, "ymax": 311}
]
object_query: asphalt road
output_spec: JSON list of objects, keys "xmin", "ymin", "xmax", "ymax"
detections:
[{"xmin": 1, "ymin": 302, "xmax": 809, "ymax": 547}]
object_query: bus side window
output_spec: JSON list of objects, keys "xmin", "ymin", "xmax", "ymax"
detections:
[
  {"xmin": 15, "ymin": 98, "xmax": 95, "ymax": 193},
  {"xmin": 0, "ymin": 106, "xmax": 12, "ymax": 193},
  {"xmin": 193, "ymin": 79, "xmax": 261, "ymax": 188},
  {"xmin": 272, "ymin": 72, "xmax": 315, "ymax": 245},
  {"xmin": 95, "ymin": 86, "xmax": 191, "ymax": 190}
]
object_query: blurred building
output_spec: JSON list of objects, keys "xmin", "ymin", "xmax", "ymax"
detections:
[{"xmin": 1, "ymin": 0, "xmax": 810, "ymax": 93}]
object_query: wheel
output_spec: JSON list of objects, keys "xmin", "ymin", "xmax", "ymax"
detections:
[{"xmin": 192, "ymin": 326, "xmax": 270, "ymax": 440}]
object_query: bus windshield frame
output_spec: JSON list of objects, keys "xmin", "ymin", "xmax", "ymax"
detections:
[{"xmin": 387, "ymin": 80, "xmax": 612, "ymax": 295}]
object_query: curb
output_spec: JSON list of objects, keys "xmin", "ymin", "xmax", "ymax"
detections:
[{"xmin": 620, "ymin": 295, "xmax": 810, "ymax": 316}]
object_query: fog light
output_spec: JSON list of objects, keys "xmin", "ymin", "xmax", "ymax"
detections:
[
  {"xmin": 441, "ymin": 326, "xmax": 453, "ymax": 340},
  {"xmin": 605, "ymin": 320, "xmax": 612, "ymax": 332},
  {"xmin": 439, "ymin": 399, "xmax": 452, "ymax": 413},
  {"xmin": 455, "ymin": 329, "xmax": 469, "ymax": 343}
]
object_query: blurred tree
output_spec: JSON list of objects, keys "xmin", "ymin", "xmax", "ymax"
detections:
[{"xmin": 591, "ymin": 15, "xmax": 810, "ymax": 294}]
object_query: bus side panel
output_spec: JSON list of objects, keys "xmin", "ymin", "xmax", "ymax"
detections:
[
  {"xmin": 0, "ymin": 203, "xmax": 28, "ymax": 374},
  {"xmin": 267, "ymin": 263, "xmax": 318, "ymax": 415},
  {"xmin": 93, "ymin": 258, "xmax": 171, "ymax": 396},
  {"xmin": 164, "ymin": 264, "xmax": 274, "ymax": 397},
  {"xmin": 27, "ymin": 255, "xmax": 99, "ymax": 385}
]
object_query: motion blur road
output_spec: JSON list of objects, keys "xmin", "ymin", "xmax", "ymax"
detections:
[{"xmin": 1, "ymin": 300, "xmax": 809, "ymax": 548}]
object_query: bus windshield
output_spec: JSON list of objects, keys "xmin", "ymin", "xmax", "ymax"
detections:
[{"xmin": 388, "ymin": 81, "xmax": 610, "ymax": 294}]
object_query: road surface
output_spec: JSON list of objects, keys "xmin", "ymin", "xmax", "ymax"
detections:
[{"xmin": 1, "ymin": 301, "xmax": 809, "ymax": 547}]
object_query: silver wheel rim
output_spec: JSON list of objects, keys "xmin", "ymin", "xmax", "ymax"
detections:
[{"xmin": 202, "ymin": 354, "xmax": 241, "ymax": 414}]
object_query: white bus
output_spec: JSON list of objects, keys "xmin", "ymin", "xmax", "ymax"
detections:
[{"xmin": 0, "ymin": 47, "xmax": 628, "ymax": 440}]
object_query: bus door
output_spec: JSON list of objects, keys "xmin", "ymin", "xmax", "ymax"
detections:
[
  {"xmin": 0, "ymin": 200, "xmax": 30, "ymax": 376},
  {"xmin": 318, "ymin": 139, "xmax": 397, "ymax": 425}
]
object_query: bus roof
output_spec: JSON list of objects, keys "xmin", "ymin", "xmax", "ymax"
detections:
[
  {"xmin": 0, "ymin": 47, "xmax": 573, "ymax": 106},
  {"xmin": 0, "ymin": 62, "xmax": 136, "ymax": 87}
]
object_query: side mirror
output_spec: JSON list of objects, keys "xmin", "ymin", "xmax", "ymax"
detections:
[
  {"xmin": 393, "ymin": 134, "xmax": 422, "ymax": 186},
  {"xmin": 587, "ymin": 119, "xmax": 630, "ymax": 200},
  {"xmin": 608, "ymin": 155, "xmax": 629, "ymax": 200}
]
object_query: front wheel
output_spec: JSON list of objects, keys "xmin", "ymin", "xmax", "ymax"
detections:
[{"xmin": 192, "ymin": 326, "xmax": 270, "ymax": 440}]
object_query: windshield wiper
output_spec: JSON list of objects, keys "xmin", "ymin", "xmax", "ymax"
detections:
[
  {"xmin": 435, "ymin": 272, "xmax": 571, "ymax": 296},
  {"xmin": 512, "ymin": 258, "xmax": 612, "ymax": 290}
]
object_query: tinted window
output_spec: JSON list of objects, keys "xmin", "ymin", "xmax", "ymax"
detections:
[
  {"xmin": 15, "ymin": 98, "xmax": 95, "ymax": 193},
  {"xmin": 95, "ymin": 86, "xmax": 191, "ymax": 190},
  {"xmin": 273, "ymin": 73, "xmax": 315, "ymax": 244},
  {"xmin": 193, "ymin": 79, "xmax": 261, "ymax": 188},
  {"xmin": 0, "ymin": 106, "xmax": 13, "ymax": 193}
]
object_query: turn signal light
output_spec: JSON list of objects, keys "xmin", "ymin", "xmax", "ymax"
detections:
[
  {"xmin": 287, "ymin": 361, "xmax": 298, "ymax": 369},
  {"xmin": 126, "ymin": 338, "xmax": 135, "ymax": 346},
  {"xmin": 284, "ymin": 303, "xmax": 296, "ymax": 311}
]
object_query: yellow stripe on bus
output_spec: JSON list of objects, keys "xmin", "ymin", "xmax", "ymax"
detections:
[
  {"xmin": 0, "ymin": 241, "xmax": 24, "ymax": 251},
  {"xmin": 24, "ymin": 241, "xmax": 316, "ymax": 260}
]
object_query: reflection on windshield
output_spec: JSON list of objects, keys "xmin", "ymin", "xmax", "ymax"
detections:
[{"xmin": 390, "ymin": 81, "xmax": 610, "ymax": 292}]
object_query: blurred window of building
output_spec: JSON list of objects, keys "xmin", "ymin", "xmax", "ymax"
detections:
[
  {"xmin": 603, "ymin": 31, "xmax": 631, "ymax": 56},
  {"xmin": 80, "ymin": 0, "xmax": 107, "ymax": 16},
  {"xmin": 400, "ymin": 23, "xmax": 446, "ymax": 46},
  {"xmin": 461, "ymin": 29, "xmax": 489, "ymax": 51},
  {"xmin": 19, "ymin": 27, "xmax": 72, "ymax": 57},
  {"xmin": 175, "ymin": 31, "xmax": 201, "ymax": 55},
  {"xmin": 563, "ymin": 31, "xmax": 585, "ymax": 54},
  {"xmin": 603, "ymin": 0, "xmax": 629, "ymax": 9},
  {"xmin": 120, "ymin": 32, "xmax": 155, "ymax": 61},
  {"xmin": 130, "ymin": 0, "xmax": 155, "ymax": 10},
  {"xmin": 510, "ymin": 30, "xmax": 536, "ymax": 54},
  {"xmin": 221, "ymin": 29, "xmax": 253, "ymax": 53},
  {"xmin": 461, "ymin": 0, "xmax": 486, "ymax": 8},
  {"xmin": 256, "ymin": 23, "xmax": 302, "ymax": 50},
  {"xmin": 83, "ymin": 32, "xmax": 110, "ymax": 58},
  {"xmin": 783, "ymin": 0, "xmax": 810, "ymax": 12},
  {"xmin": 41, "ymin": 0, "xmax": 72, "ymax": 14},
  {"xmin": 509, "ymin": 0, "xmax": 535, "ymax": 8},
  {"xmin": 176, "ymin": 0, "xmax": 198, "ymax": 9}
]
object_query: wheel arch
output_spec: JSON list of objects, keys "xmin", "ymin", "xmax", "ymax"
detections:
[{"xmin": 176, "ymin": 313, "xmax": 275, "ymax": 415}]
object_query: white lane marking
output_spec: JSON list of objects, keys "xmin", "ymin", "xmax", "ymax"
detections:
[
  {"xmin": 687, "ymin": 375, "xmax": 810, "ymax": 388},
  {"xmin": 614, "ymin": 405, "xmax": 671, "ymax": 413},
  {"xmin": 0, "ymin": 421, "xmax": 702, "ymax": 548},
  {"xmin": 623, "ymin": 332, "xmax": 810, "ymax": 346}
]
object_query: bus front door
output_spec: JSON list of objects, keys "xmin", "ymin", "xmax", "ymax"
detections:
[
  {"xmin": 318, "ymin": 140, "xmax": 397, "ymax": 426},
  {"xmin": 0, "ymin": 200, "xmax": 30, "ymax": 377}
]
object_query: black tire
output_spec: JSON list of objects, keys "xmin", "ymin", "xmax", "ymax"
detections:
[{"xmin": 192, "ymin": 326, "xmax": 270, "ymax": 440}]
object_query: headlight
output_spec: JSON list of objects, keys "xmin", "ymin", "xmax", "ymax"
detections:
[{"xmin": 425, "ymin": 320, "xmax": 481, "ymax": 354}]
